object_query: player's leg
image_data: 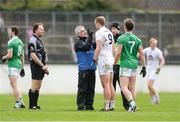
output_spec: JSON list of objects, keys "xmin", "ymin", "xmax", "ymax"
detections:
[
  {"xmin": 100, "ymin": 74, "xmax": 111, "ymax": 111},
  {"xmin": 118, "ymin": 66, "xmax": 129, "ymax": 110},
  {"xmin": 29, "ymin": 64, "xmax": 45, "ymax": 109},
  {"xmin": 119, "ymin": 76, "xmax": 132, "ymax": 101},
  {"xmin": 147, "ymin": 70, "xmax": 160, "ymax": 104},
  {"xmin": 29, "ymin": 79, "xmax": 42, "ymax": 109},
  {"xmin": 129, "ymin": 76, "xmax": 136, "ymax": 100},
  {"xmin": 121, "ymin": 90, "xmax": 129, "ymax": 110},
  {"xmin": 119, "ymin": 68, "xmax": 137, "ymax": 112},
  {"xmin": 8, "ymin": 68, "xmax": 25, "ymax": 108},
  {"xmin": 86, "ymin": 71, "xmax": 95, "ymax": 110},
  {"xmin": 9, "ymin": 76, "xmax": 21, "ymax": 100},
  {"xmin": 109, "ymin": 72, "xmax": 115, "ymax": 110},
  {"xmin": 147, "ymin": 79, "xmax": 159, "ymax": 104}
]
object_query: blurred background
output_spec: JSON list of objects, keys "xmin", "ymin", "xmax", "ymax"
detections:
[
  {"xmin": 0, "ymin": 0, "xmax": 180, "ymax": 94},
  {"xmin": 0, "ymin": 0, "xmax": 180, "ymax": 64}
]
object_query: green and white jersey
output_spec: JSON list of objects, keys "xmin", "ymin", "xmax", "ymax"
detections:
[
  {"xmin": 7, "ymin": 36, "xmax": 24, "ymax": 69},
  {"xmin": 117, "ymin": 32, "xmax": 142, "ymax": 69}
]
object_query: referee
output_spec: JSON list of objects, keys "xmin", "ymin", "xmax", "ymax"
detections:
[{"xmin": 28, "ymin": 23, "xmax": 49, "ymax": 109}]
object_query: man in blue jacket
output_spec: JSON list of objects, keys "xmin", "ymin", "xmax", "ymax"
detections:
[{"xmin": 74, "ymin": 26, "xmax": 96, "ymax": 111}]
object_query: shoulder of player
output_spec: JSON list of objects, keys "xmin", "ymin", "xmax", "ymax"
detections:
[
  {"xmin": 29, "ymin": 36, "xmax": 38, "ymax": 44},
  {"xmin": 143, "ymin": 47, "xmax": 150, "ymax": 52},
  {"xmin": 116, "ymin": 33, "xmax": 125, "ymax": 42},
  {"xmin": 95, "ymin": 29, "xmax": 101, "ymax": 36},
  {"xmin": 8, "ymin": 36, "xmax": 18, "ymax": 45},
  {"xmin": 8, "ymin": 38, "xmax": 13, "ymax": 45},
  {"xmin": 134, "ymin": 35, "xmax": 142, "ymax": 43},
  {"xmin": 155, "ymin": 47, "xmax": 162, "ymax": 53}
]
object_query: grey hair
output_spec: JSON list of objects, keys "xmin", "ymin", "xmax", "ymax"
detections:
[{"xmin": 74, "ymin": 26, "xmax": 85, "ymax": 36}]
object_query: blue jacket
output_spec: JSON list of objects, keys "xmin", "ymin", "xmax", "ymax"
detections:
[{"xmin": 74, "ymin": 37, "xmax": 96, "ymax": 71}]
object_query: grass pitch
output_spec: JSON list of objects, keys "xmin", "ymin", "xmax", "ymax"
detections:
[{"xmin": 0, "ymin": 93, "xmax": 180, "ymax": 121}]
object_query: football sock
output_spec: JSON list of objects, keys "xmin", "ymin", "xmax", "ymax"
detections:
[
  {"xmin": 109, "ymin": 100, "xmax": 115, "ymax": 109},
  {"xmin": 105, "ymin": 100, "xmax": 110, "ymax": 110},
  {"xmin": 34, "ymin": 90, "xmax": 39, "ymax": 107},
  {"xmin": 28, "ymin": 89, "xmax": 35, "ymax": 108},
  {"xmin": 129, "ymin": 100, "xmax": 136, "ymax": 107}
]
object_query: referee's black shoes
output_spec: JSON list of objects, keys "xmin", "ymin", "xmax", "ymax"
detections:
[{"xmin": 29, "ymin": 106, "xmax": 41, "ymax": 110}]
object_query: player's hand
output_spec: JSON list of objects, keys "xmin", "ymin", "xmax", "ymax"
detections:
[
  {"xmin": 42, "ymin": 65, "xmax": 48, "ymax": 71},
  {"xmin": 155, "ymin": 67, "xmax": 160, "ymax": 74},
  {"xmin": 93, "ymin": 59, "xmax": 97, "ymax": 64},
  {"xmin": 1, "ymin": 57, "xmax": 7, "ymax": 63},
  {"xmin": 42, "ymin": 65, "xmax": 49, "ymax": 75},
  {"xmin": 20, "ymin": 68, "xmax": 25, "ymax": 77},
  {"xmin": 140, "ymin": 66, "xmax": 146, "ymax": 77},
  {"xmin": 45, "ymin": 69, "xmax": 49, "ymax": 75}
]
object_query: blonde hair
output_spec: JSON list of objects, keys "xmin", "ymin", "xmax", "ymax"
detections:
[
  {"xmin": 95, "ymin": 16, "xmax": 106, "ymax": 26},
  {"xmin": 149, "ymin": 37, "xmax": 158, "ymax": 44}
]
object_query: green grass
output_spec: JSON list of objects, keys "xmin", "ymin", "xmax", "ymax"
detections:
[{"xmin": 0, "ymin": 93, "xmax": 180, "ymax": 121}]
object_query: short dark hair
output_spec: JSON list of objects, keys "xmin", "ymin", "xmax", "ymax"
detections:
[
  {"xmin": 33, "ymin": 23, "xmax": 43, "ymax": 33},
  {"xmin": 11, "ymin": 26, "xmax": 19, "ymax": 35},
  {"xmin": 124, "ymin": 18, "xmax": 134, "ymax": 31}
]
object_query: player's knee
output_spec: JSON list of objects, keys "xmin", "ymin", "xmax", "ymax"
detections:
[
  {"xmin": 31, "ymin": 84, "xmax": 41, "ymax": 90},
  {"xmin": 147, "ymin": 84, "xmax": 153, "ymax": 89}
]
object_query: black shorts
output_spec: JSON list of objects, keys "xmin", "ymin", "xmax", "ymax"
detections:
[{"xmin": 30, "ymin": 62, "xmax": 45, "ymax": 80}]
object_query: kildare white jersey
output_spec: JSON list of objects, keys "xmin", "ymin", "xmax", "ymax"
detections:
[
  {"xmin": 144, "ymin": 47, "xmax": 163, "ymax": 70},
  {"xmin": 95, "ymin": 26, "xmax": 114, "ymax": 58}
]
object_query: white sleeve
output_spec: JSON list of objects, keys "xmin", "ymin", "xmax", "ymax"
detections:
[{"xmin": 95, "ymin": 31, "xmax": 104, "ymax": 42}]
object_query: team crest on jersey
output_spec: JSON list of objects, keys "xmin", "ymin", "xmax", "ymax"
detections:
[{"xmin": 148, "ymin": 55, "xmax": 153, "ymax": 60}]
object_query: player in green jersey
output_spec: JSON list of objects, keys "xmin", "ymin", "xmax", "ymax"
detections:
[
  {"xmin": 110, "ymin": 22, "xmax": 129, "ymax": 111},
  {"xmin": 2, "ymin": 26, "xmax": 25, "ymax": 108},
  {"xmin": 114, "ymin": 18, "xmax": 146, "ymax": 112}
]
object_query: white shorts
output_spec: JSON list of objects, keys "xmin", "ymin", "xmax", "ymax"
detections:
[
  {"xmin": 97, "ymin": 58, "xmax": 113, "ymax": 75},
  {"xmin": 8, "ymin": 67, "xmax": 21, "ymax": 77},
  {"xmin": 119, "ymin": 68, "xmax": 137, "ymax": 77},
  {"xmin": 146, "ymin": 69, "xmax": 158, "ymax": 81}
]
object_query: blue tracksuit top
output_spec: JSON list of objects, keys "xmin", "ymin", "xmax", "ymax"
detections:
[{"xmin": 74, "ymin": 37, "xmax": 96, "ymax": 71}]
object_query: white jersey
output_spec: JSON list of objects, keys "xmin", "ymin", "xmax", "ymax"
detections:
[
  {"xmin": 95, "ymin": 26, "xmax": 114, "ymax": 58},
  {"xmin": 144, "ymin": 47, "xmax": 163, "ymax": 70}
]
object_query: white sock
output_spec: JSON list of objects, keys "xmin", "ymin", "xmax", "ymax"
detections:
[
  {"xmin": 105, "ymin": 100, "xmax": 110, "ymax": 110},
  {"xmin": 19, "ymin": 98, "xmax": 24, "ymax": 104},
  {"xmin": 129, "ymin": 100, "xmax": 136, "ymax": 107},
  {"xmin": 156, "ymin": 93, "xmax": 160, "ymax": 100},
  {"xmin": 109, "ymin": 100, "xmax": 115, "ymax": 109}
]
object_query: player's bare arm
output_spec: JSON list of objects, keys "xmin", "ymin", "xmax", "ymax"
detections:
[
  {"xmin": 114, "ymin": 44, "xmax": 122, "ymax": 64},
  {"xmin": 3, "ymin": 48, "xmax": 13, "ymax": 60},
  {"xmin": 138, "ymin": 46, "xmax": 146, "ymax": 67},
  {"xmin": 30, "ymin": 52, "xmax": 48, "ymax": 71},
  {"xmin": 159, "ymin": 56, "xmax": 165, "ymax": 69},
  {"xmin": 93, "ymin": 40, "xmax": 103, "ymax": 61},
  {"xmin": 20, "ymin": 51, "xmax": 24, "ymax": 67},
  {"xmin": 139, "ymin": 46, "xmax": 146, "ymax": 77}
]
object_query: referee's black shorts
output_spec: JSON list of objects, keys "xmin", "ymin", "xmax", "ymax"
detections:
[{"xmin": 30, "ymin": 62, "xmax": 45, "ymax": 80}]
